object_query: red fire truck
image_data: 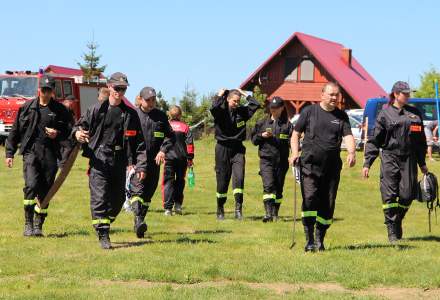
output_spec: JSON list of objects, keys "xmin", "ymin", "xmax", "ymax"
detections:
[{"xmin": 0, "ymin": 65, "xmax": 107, "ymax": 144}]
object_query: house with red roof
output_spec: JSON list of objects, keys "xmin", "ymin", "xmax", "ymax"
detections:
[{"xmin": 240, "ymin": 32, "xmax": 387, "ymax": 114}]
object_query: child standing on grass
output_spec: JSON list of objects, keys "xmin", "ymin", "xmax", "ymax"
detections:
[{"xmin": 161, "ymin": 105, "xmax": 194, "ymax": 216}]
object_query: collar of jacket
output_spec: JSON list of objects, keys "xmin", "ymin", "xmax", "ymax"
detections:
[
  {"xmin": 99, "ymin": 99, "xmax": 128, "ymax": 113},
  {"xmin": 390, "ymin": 104, "xmax": 405, "ymax": 115},
  {"xmin": 29, "ymin": 97, "xmax": 56, "ymax": 110}
]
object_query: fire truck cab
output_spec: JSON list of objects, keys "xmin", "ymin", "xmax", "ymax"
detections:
[{"xmin": 0, "ymin": 65, "xmax": 107, "ymax": 144}]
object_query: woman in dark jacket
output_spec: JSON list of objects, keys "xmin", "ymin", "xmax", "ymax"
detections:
[
  {"xmin": 363, "ymin": 81, "xmax": 428, "ymax": 243},
  {"xmin": 251, "ymin": 97, "xmax": 293, "ymax": 222}
]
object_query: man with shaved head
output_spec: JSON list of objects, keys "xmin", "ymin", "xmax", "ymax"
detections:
[{"xmin": 290, "ymin": 82, "xmax": 356, "ymax": 252}]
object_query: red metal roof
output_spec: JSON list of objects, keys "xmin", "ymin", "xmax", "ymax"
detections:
[
  {"xmin": 45, "ymin": 65, "xmax": 84, "ymax": 76},
  {"xmin": 240, "ymin": 32, "xmax": 387, "ymax": 107}
]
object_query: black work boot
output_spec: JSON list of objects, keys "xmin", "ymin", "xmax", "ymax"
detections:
[
  {"xmin": 304, "ymin": 224, "xmax": 316, "ymax": 252},
  {"xmin": 174, "ymin": 203, "xmax": 183, "ymax": 215},
  {"xmin": 23, "ymin": 207, "xmax": 34, "ymax": 237},
  {"xmin": 395, "ymin": 219, "xmax": 403, "ymax": 240},
  {"xmin": 262, "ymin": 200, "xmax": 273, "ymax": 223},
  {"xmin": 98, "ymin": 229, "xmax": 112, "ymax": 250},
  {"xmin": 272, "ymin": 202, "xmax": 281, "ymax": 221},
  {"xmin": 33, "ymin": 214, "xmax": 46, "ymax": 237},
  {"xmin": 315, "ymin": 226, "xmax": 327, "ymax": 251},
  {"xmin": 216, "ymin": 199, "xmax": 225, "ymax": 220},
  {"xmin": 235, "ymin": 201, "xmax": 243, "ymax": 220},
  {"xmin": 386, "ymin": 223, "xmax": 398, "ymax": 244},
  {"xmin": 133, "ymin": 216, "xmax": 148, "ymax": 238}
]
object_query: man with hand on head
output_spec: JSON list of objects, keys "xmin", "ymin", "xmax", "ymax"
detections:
[{"xmin": 210, "ymin": 88, "xmax": 261, "ymax": 220}]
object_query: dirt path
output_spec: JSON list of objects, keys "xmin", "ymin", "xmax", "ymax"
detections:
[{"xmin": 97, "ymin": 279, "xmax": 440, "ymax": 299}]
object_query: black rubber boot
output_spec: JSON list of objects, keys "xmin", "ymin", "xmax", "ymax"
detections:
[
  {"xmin": 33, "ymin": 214, "xmax": 46, "ymax": 237},
  {"xmin": 216, "ymin": 198, "xmax": 225, "ymax": 220},
  {"xmin": 304, "ymin": 224, "xmax": 316, "ymax": 252},
  {"xmin": 272, "ymin": 203, "xmax": 280, "ymax": 221},
  {"xmin": 395, "ymin": 219, "xmax": 403, "ymax": 240},
  {"xmin": 235, "ymin": 201, "xmax": 243, "ymax": 220},
  {"xmin": 315, "ymin": 226, "xmax": 327, "ymax": 251},
  {"xmin": 23, "ymin": 206, "xmax": 34, "ymax": 237},
  {"xmin": 98, "ymin": 229, "xmax": 112, "ymax": 250},
  {"xmin": 262, "ymin": 200, "xmax": 273, "ymax": 223},
  {"xmin": 386, "ymin": 223, "xmax": 398, "ymax": 244},
  {"xmin": 133, "ymin": 216, "xmax": 148, "ymax": 238},
  {"xmin": 174, "ymin": 203, "xmax": 183, "ymax": 215}
]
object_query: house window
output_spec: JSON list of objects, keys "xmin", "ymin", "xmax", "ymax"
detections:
[
  {"xmin": 300, "ymin": 60, "xmax": 314, "ymax": 81},
  {"xmin": 63, "ymin": 80, "xmax": 73, "ymax": 97},
  {"xmin": 284, "ymin": 57, "xmax": 299, "ymax": 81},
  {"xmin": 54, "ymin": 80, "xmax": 63, "ymax": 98}
]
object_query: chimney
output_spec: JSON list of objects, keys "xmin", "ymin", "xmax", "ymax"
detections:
[{"xmin": 341, "ymin": 48, "xmax": 352, "ymax": 67}]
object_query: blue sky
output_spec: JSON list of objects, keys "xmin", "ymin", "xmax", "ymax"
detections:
[{"xmin": 3, "ymin": 0, "xmax": 439, "ymax": 102}]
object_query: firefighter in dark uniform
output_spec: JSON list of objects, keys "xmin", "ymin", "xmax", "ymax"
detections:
[
  {"xmin": 210, "ymin": 89, "xmax": 261, "ymax": 220},
  {"xmin": 162, "ymin": 105, "xmax": 195, "ymax": 216},
  {"xmin": 290, "ymin": 82, "xmax": 356, "ymax": 252},
  {"xmin": 59, "ymin": 95, "xmax": 77, "ymax": 168},
  {"xmin": 5, "ymin": 76, "xmax": 71, "ymax": 237},
  {"xmin": 73, "ymin": 72, "xmax": 146, "ymax": 249},
  {"xmin": 129, "ymin": 87, "xmax": 174, "ymax": 237},
  {"xmin": 363, "ymin": 81, "xmax": 428, "ymax": 243},
  {"xmin": 251, "ymin": 97, "xmax": 293, "ymax": 222}
]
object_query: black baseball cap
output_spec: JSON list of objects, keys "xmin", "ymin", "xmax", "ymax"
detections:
[
  {"xmin": 269, "ymin": 96, "xmax": 284, "ymax": 108},
  {"xmin": 391, "ymin": 81, "xmax": 411, "ymax": 94},
  {"xmin": 39, "ymin": 76, "xmax": 55, "ymax": 89},
  {"xmin": 139, "ymin": 86, "xmax": 156, "ymax": 99},
  {"xmin": 108, "ymin": 72, "xmax": 129, "ymax": 87}
]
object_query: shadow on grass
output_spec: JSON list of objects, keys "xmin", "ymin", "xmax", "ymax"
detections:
[
  {"xmin": 146, "ymin": 209, "xmax": 198, "ymax": 216},
  {"xmin": 330, "ymin": 243, "xmax": 415, "ymax": 251},
  {"xmin": 405, "ymin": 235, "xmax": 440, "ymax": 242},
  {"xmin": 244, "ymin": 216, "xmax": 344, "ymax": 223},
  {"xmin": 47, "ymin": 229, "xmax": 90, "ymax": 238},
  {"xmin": 112, "ymin": 236, "xmax": 217, "ymax": 249},
  {"xmin": 150, "ymin": 229, "xmax": 232, "ymax": 236}
]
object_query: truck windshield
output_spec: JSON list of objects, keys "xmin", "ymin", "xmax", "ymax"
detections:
[{"xmin": 0, "ymin": 77, "xmax": 38, "ymax": 98}]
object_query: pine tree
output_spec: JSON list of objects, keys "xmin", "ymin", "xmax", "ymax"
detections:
[
  {"xmin": 77, "ymin": 40, "xmax": 106, "ymax": 82},
  {"xmin": 156, "ymin": 91, "xmax": 169, "ymax": 112}
]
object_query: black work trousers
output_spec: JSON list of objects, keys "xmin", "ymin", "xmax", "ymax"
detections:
[
  {"xmin": 22, "ymin": 144, "xmax": 58, "ymax": 215},
  {"xmin": 380, "ymin": 151, "xmax": 418, "ymax": 225},
  {"xmin": 215, "ymin": 142, "xmax": 245, "ymax": 205},
  {"xmin": 300, "ymin": 156, "xmax": 342, "ymax": 229},
  {"xmin": 259, "ymin": 157, "xmax": 289, "ymax": 204},
  {"xmin": 162, "ymin": 158, "xmax": 187, "ymax": 210},
  {"xmin": 89, "ymin": 149, "xmax": 127, "ymax": 230},
  {"xmin": 130, "ymin": 162, "xmax": 160, "ymax": 217}
]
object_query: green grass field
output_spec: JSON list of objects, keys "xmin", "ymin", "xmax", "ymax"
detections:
[{"xmin": 1, "ymin": 137, "xmax": 440, "ymax": 299}]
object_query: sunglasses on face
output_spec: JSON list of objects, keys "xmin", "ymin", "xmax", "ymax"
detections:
[{"xmin": 113, "ymin": 86, "xmax": 127, "ymax": 92}]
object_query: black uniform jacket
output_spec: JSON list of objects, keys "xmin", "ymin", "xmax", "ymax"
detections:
[
  {"xmin": 210, "ymin": 94, "xmax": 260, "ymax": 144},
  {"xmin": 364, "ymin": 104, "xmax": 427, "ymax": 168},
  {"xmin": 166, "ymin": 120, "xmax": 194, "ymax": 161},
  {"xmin": 6, "ymin": 98, "xmax": 71, "ymax": 159},
  {"xmin": 251, "ymin": 117, "xmax": 293, "ymax": 161},
  {"xmin": 72, "ymin": 100, "xmax": 147, "ymax": 171},
  {"xmin": 135, "ymin": 107, "xmax": 174, "ymax": 166}
]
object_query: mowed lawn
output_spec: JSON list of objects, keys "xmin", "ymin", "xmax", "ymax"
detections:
[{"xmin": 1, "ymin": 137, "xmax": 440, "ymax": 299}]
